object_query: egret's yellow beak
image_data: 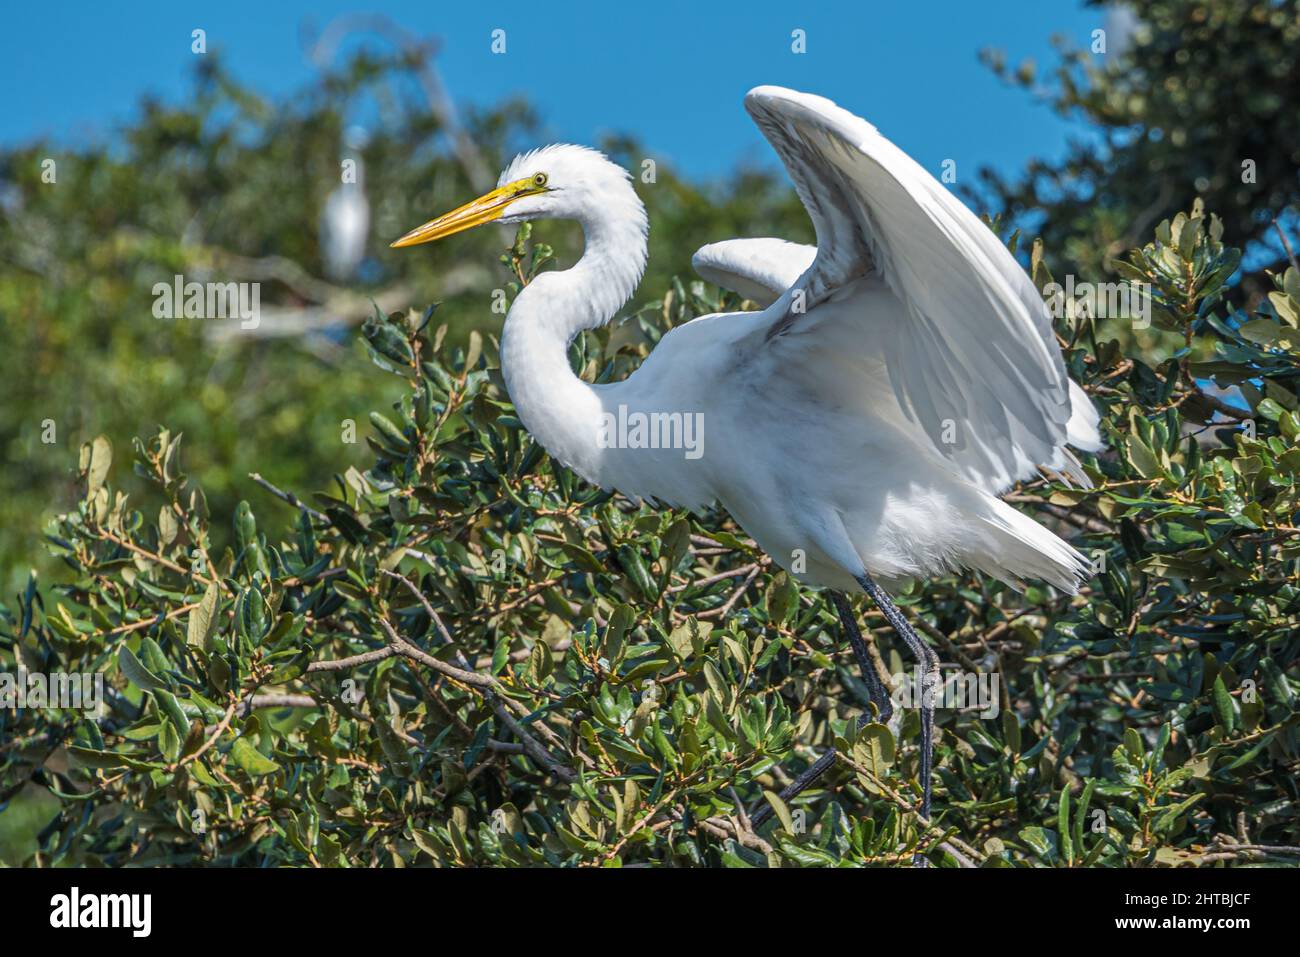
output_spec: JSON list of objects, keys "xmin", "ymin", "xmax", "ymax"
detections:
[{"xmin": 389, "ymin": 177, "xmax": 546, "ymax": 248}]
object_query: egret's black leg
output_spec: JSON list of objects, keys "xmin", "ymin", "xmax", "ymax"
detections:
[
  {"xmin": 750, "ymin": 591, "xmax": 893, "ymax": 827},
  {"xmin": 750, "ymin": 748, "xmax": 840, "ymax": 827},
  {"xmin": 831, "ymin": 591, "xmax": 894, "ymax": 724},
  {"xmin": 857, "ymin": 572, "xmax": 938, "ymax": 850},
  {"xmin": 751, "ymin": 576, "xmax": 939, "ymax": 866}
]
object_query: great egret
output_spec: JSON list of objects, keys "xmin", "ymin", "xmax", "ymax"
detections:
[
  {"xmin": 391, "ymin": 86, "xmax": 1102, "ymax": 855},
  {"xmin": 321, "ymin": 127, "xmax": 370, "ymax": 281}
]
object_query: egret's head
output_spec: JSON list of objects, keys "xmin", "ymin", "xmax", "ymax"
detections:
[{"xmin": 390, "ymin": 144, "xmax": 643, "ymax": 248}]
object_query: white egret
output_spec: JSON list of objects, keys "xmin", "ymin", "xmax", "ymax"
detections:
[
  {"xmin": 391, "ymin": 86, "xmax": 1103, "ymax": 853},
  {"xmin": 321, "ymin": 127, "xmax": 371, "ymax": 281}
]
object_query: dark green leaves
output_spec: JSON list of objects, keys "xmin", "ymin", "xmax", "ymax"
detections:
[
  {"xmin": 118, "ymin": 644, "xmax": 168, "ymax": 693},
  {"xmin": 15, "ymin": 200, "xmax": 1300, "ymax": 870}
]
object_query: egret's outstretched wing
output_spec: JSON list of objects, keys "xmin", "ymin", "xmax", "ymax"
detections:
[
  {"xmin": 691, "ymin": 238, "xmax": 816, "ymax": 307},
  {"xmin": 743, "ymin": 85, "xmax": 1096, "ymax": 491}
]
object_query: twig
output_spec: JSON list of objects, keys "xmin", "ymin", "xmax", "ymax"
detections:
[
  {"xmin": 1273, "ymin": 218, "xmax": 1300, "ymax": 273},
  {"xmin": 374, "ymin": 613, "xmax": 576, "ymax": 783},
  {"xmin": 690, "ymin": 533, "xmax": 756, "ymax": 551},
  {"xmin": 97, "ymin": 529, "xmax": 217, "ymax": 587},
  {"xmin": 668, "ymin": 562, "xmax": 759, "ymax": 593},
  {"xmin": 96, "ymin": 601, "xmax": 199, "ymax": 639},
  {"xmin": 722, "ymin": 784, "xmax": 775, "ymax": 855},
  {"xmin": 306, "ymin": 646, "xmax": 397, "ymax": 673},
  {"xmin": 378, "ymin": 618, "xmax": 497, "ymax": 690},
  {"xmin": 380, "ymin": 569, "xmax": 582, "ymax": 762},
  {"xmin": 173, "ymin": 695, "xmax": 240, "ymax": 771},
  {"xmin": 248, "ymin": 472, "xmax": 328, "ymax": 524},
  {"xmin": 1205, "ymin": 835, "xmax": 1300, "ymax": 862},
  {"xmin": 699, "ymin": 564, "xmax": 762, "ymax": 619},
  {"xmin": 701, "ymin": 815, "xmax": 774, "ymax": 855},
  {"xmin": 242, "ymin": 693, "xmax": 318, "ymax": 715}
]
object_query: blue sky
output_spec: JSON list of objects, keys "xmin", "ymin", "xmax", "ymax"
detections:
[{"xmin": 0, "ymin": 1, "xmax": 1107, "ymax": 185}]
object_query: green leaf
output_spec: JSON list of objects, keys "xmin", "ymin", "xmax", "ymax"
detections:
[
  {"xmin": 555, "ymin": 541, "xmax": 605, "ymax": 574},
  {"xmin": 665, "ymin": 616, "xmax": 711, "ymax": 661},
  {"xmin": 1018, "ymin": 825, "xmax": 1057, "ymax": 861},
  {"xmin": 82, "ymin": 436, "xmax": 112, "ymax": 495},
  {"xmin": 1212, "ymin": 675, "xmax": 1236, "ymax": 733},
  {"xmin": 1001, "ymin": 710, "xmax": 1022, "ymax": 754},
  {"xmin": 67, "ymin": 746, "xmax": 130, "ymax": 770},
  {"xmin": 528, "ymin": 639, "xmax": 554, "ymax": 682},
  {"xmin": 702, "ymin": 661, "xmax": 730, "ymax": 709},
  {"xmin": 1125, "ymin": 433, "xmax": 1161, "ymax": 479},
  {"xmin": 118, "ymin": 644, "xmax": 168, "ymax": 693},
  {"xmin": 1057, "ymin": 789, "xmax": 1073, "ymax": 865},
  {"xmin": 764, "ymin": 572, "xmax": 798, "ymax": 625},
  {"xmin": 761, "ymin": 790, "xmax": 796, "ymax": 835},
  {"xmin": 1124, "ymin": 727, "xmax": 1144, "ymax": 763},
  {"xmin": 601, "ymin": 604, "xmax": 635, "ymax": 665},
  {"xmin": 158, "ymin": 506, "xmax": 179, "ymax": 545},
  {"xmin": 615, "ymin": 544, "xmax": 657, "ymax": 601},
  {"xmin": 851, "ymin": 722, "xmax": 895, "ymax": 778},
  {"xmin": 230, "ymin": 736, "xmax": 280, "ymax": 777},
  {"xmin": 1073, "ymin": 778, "xmax": 1096, "ymax": 856},
  {"xmin": 154, "ymin": 688, "xmax": 190, "ymax": 735},
  {"xmin": 187, "ymin": 580, "xmax": 221, "ymax": 648}
]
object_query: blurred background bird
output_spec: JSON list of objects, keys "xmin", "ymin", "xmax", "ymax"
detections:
[{"xmin": 319, "ymin": 125, "xmax": 371, "ymax": 282}]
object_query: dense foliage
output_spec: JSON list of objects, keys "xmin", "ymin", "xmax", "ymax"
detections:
[{"xmin": 3, "ymin": 210, "xmax": 1298, "ymax": 867}]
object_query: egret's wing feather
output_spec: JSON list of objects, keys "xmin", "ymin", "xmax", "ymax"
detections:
[
  {"xmin": 691, "ymin": 238, "xmax": 816, "ymax": 306},
  {"xmin": 744, "ymin": 85, "xmax": 1089, "ymax": 491}
]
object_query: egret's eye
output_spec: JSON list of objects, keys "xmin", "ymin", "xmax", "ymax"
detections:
[{"xmin": 531, "ymin": 172, "xmax": 548, "ymax": 188}]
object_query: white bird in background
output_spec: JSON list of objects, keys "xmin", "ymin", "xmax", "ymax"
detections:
[
  {"xmin": 321, "ymin": 126, "xmax": 371, "ymax": 281},
  {"xmin": 391, "ymin": 86, "xmax": 1103, "ymax": 854}
]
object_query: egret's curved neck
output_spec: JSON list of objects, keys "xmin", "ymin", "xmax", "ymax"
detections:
[{"xmin": 499, "ymin": 190, "xmax": 648, "ymax": 485}]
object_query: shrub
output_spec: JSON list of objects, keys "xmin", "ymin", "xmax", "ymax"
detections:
[{"xmin": 2, "ymin": 211, "xmax": 1297, "ymax": 867}]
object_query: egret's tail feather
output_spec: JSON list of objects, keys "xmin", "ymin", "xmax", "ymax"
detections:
[
  {"xmin": 974, "ymin": 499, "xmax": 1092, "ymax": 594},
  {"xmin": 1039, "ymin": 382, "xmax": 1103, "ymax": 489},
  {"xmin": 1066, "ymin": 380, "xmax": 1104, "ymax": 453}
]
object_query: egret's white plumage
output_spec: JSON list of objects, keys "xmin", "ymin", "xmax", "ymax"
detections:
[
  {"xmin": 691, "ymin": 238, "xmax": 816, "ymax": 307},
  {"xmin": 392, "ymin": 86, "xmax": 1105, "ymax": 837}
]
